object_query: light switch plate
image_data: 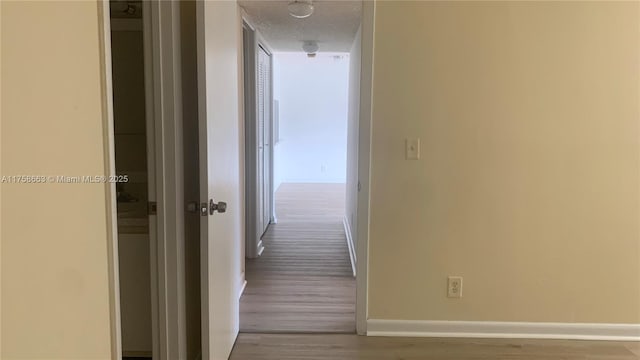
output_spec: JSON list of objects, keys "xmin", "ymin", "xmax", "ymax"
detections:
[{"xmin": 405, "ymin": 138, "xmax": 420, "ymax": 160}]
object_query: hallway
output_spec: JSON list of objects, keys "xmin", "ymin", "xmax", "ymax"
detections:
[{"xmin": 240, "ymin": 183, "xmax": 356, "ymax": 333}]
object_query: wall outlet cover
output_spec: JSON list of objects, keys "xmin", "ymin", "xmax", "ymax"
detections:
[
  {"xmin": 405, "ymin": 138, "xmax": 420, "ymax": 160},
  {"xmin": 448, "ymin": 276, "xmax": 463, "ymax": 298}
]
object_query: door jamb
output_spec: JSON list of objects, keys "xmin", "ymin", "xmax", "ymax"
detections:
[
  {"xmin": 97, "ymin": 1, "xmax": 122, "ymax": 358},
  {"xmin": 236, "ymin": 0, "xmax": 375, "ymax": 335},
  {"xmin": 146, "ymin": 1, "xmax": 187, "ymax": 359},
  {"xmin": 355, "ymin": 0, "xmax": 375, "ymax": 336}
]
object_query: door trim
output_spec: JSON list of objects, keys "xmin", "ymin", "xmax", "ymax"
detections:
[
  {"xmin": 146, "ymin": 1, "xmax": 187, "ymax": 359},
  {"xmin": 97, "ymin": 1, "xmax": 122, "ymax": 358},
  {"xmin": 355, "ymin": 0, "xmax": 375, "ymax": 336},
  {"xmin": 237, "ymin": 0, "xmax": 375, "ymax": 335}
]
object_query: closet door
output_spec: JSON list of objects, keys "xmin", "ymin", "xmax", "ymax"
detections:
[
  {"xmin": 256, "ymin": 47, "xmax": 266, "ymax": 235},
  {"xmin": 257, "ymin": 45, "xmax": 272, "ymax": 236},
  {"xmin": 260, "ymin": 47, "xmax": 272, "ymax": 233}
]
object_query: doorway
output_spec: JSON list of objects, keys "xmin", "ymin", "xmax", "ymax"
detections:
[
  {"xmin": 108, "ymin": 1, "xmax": 205, "ymax": 359},
  {"xmin": 109, "ymin": 2, "xmax": 153, "ymax": 358},
  {"xmin": 238, "ymin": 1, "xmax": 362, "ymax": 334}
]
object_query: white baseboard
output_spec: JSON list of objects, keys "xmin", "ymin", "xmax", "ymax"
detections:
[
  {"xmin": 256, "ymin": 239, "xmax": 265, "ymax": 257},
  {"xmin": 342, "ymin": 216, "xmax": 356, "ymax": 277},
  {"xmin": 367, "ymin": 319, "xmax": 640, "ymax": 341},
  {"xmin": 238, "ymin": 274, "xmax": 247, "ymax": 299}
]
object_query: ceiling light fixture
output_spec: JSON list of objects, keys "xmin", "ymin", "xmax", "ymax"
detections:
[
  {"xmin": 302, "ymin": 40, "xmax": 319, "ymax": 57},
  {"xmin": 288, "ymin": 0, "xmax": 314, "ymax": 19}
]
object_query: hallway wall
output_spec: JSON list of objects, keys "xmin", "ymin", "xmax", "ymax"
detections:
[{"xmin": 368, "ymin": 1, "xmax": 640, "ymax": 324}]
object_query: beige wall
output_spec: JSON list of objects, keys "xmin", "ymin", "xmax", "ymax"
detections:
[
  {"xmin": 1, "ymin": 1, "xmax": 115, "ymax": 358},
  {"xmin": 368, "ymin": 1, "xmax": 640, "ymax": 323}
]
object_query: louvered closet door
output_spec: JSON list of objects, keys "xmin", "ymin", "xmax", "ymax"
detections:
[
  {"xmin": 257, "ymin": 46, "xmax": 272, "ymax": 236},
  {"xmin": 260, "ymin": 47, "xmax": 272, "ymax": 233}
]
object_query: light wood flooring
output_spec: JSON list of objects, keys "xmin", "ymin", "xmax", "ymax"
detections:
[
  {"xmin": 230, "ymin": 333, "xmax": 640, "ymax": 360},
  {"xmin": 239, "ymin": 183, "xmax": 356, "ymax": 333}
]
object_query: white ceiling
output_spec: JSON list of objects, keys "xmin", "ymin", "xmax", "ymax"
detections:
[{"xmin": 238, "ymin": 0, "xmax": 362, "ymax": 53}]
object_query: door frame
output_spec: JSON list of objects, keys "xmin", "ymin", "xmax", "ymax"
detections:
[
  {"xmin": 97, "ymin": 1, "xmax": 121, "ymax": 358},
  {"xmin": 99, "ymin": 0, "xmax": 187, "ymax": 359},
  {"xmin": 145, "ymin": 1, "xmax": 188, "ymax": 359},
  {"xmin": 355, "ymin": 0, "xmax": 375, "ymax": 336},
  {"xmin": 237, "ymin": 0, "xmax": 375, "ymax": 335}
]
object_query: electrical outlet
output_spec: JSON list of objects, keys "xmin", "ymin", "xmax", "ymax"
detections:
[
  {"xmin": 447, "ymin": 276, "xmax": 463, "ymax": 298},
  {"xmin": 405, "ymin": 138, "xmax": 420, "ymax": 160}
]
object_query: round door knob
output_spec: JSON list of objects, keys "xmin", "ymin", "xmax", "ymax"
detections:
[{"xmin": 209, "ymin": 199, "xmax": 227, "ymax": 214}]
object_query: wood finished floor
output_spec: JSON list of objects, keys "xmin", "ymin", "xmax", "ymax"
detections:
[
  {"xmin": 240, "ymin": 183, "xmax": 356, "ymax": 333},
  {"xmin": 230, "ymin": 333, "xmax": 640, "ymax": 360}
]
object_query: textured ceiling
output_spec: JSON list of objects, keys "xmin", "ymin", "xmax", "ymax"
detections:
[{"xmin": 239, "ymin": 0, "xmax": 362, "ymax": 52}]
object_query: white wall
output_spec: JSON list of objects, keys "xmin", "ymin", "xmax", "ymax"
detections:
[{"xmin": 273, "ymin": 52, "xmax": 349, "ymax": 188}]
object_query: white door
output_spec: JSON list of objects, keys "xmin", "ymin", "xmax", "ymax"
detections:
[
  {"xmin": 196, "ymin": 1, "xmax": 242, "ymax": 359},
  {"xmin": 260, "ymin": 46, "xmax": 272, "ymax": 231},
  {"xmin": 257, "ymin": 46, "xmax": 272, "ymax": 234},
  {"xmin": 257, "ymin": 51, "xmax": 266, "ymax": 235}
]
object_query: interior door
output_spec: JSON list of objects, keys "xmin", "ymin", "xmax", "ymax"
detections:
[
  {"xmin": 258, "ymin": 46, "xmax": 272, "ymax": 234},
  {"xmin": 196, "ymin": 1, "xmax": 242, "ymax": 359},
  {"xmin": 259, "ymin": 46, "xmax": 273, "ymax": 231},
  {"xmin": 257, "ymin": 50, "xmax": 266, "ymax": 235}
]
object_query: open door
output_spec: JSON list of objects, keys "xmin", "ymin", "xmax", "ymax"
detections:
[{"xmin": 196, "ymin": 1, "xmax": 242, "ymax": 359}]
